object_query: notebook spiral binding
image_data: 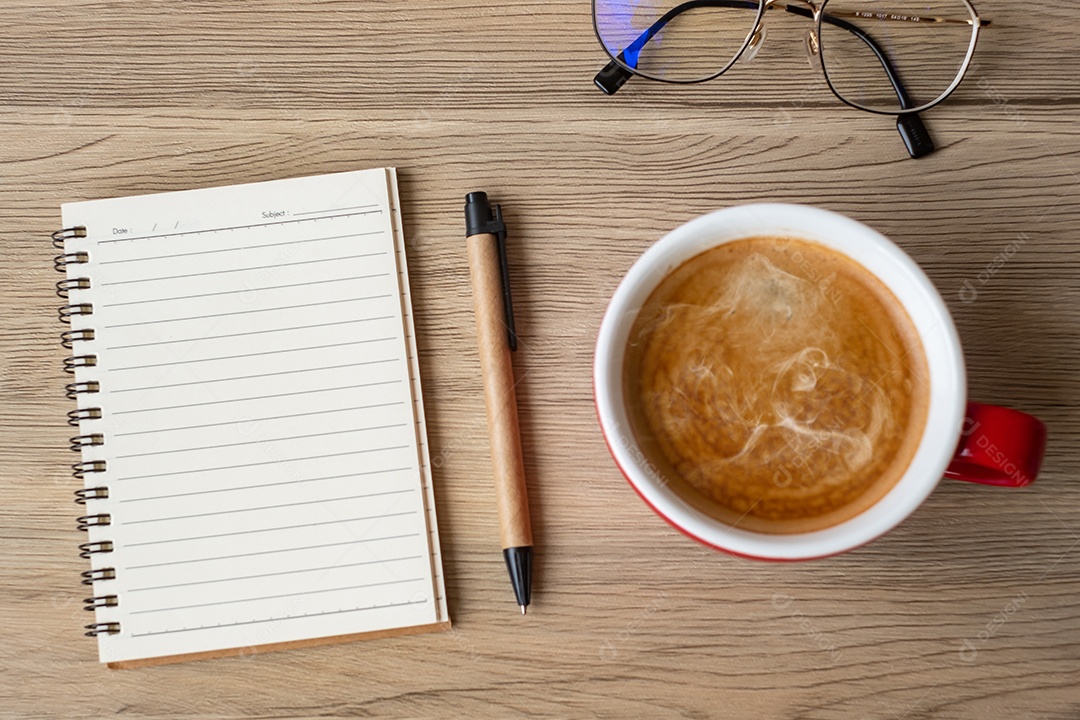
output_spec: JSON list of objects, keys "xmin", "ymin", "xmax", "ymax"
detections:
[
  {"xmin": 83, "ymin": 595, "xmax": 119, "ymax": 611},
  {"xmin": 60, "ymin": 329, "xmax": 95, "ymax": 349},
  {"xmin": 54, "ymin": 226, "xmax": 121, "ymax": 638},
  {"xmin": 74, "ymin": 486, "xmax": 109, "ymax": 503},
  {"xmin": 64, "ymin": 355, "xmax": 97, "ymax": 373},
  {"xmin": 72, "ymin": 460, "xmax": 107, "ymax": 479},
  {"xmin": 52, "ymin": 226, "xmax": 87, "ymax": 249},
  {"xmin": 81, "ymin": 567, "xmax": 116, "ymax": 585},
  {"xmin": 85, "ymin": 623, "xmax": 121, "ymax": 637},
  {"xmin": 76, "ymin": 513, "xmax": 111, "ymax": 530},
  {"xmin": 70, "ymin": 434, "xmax": 104, "ymax": 451},
  {"xmin": 58, "ymin": 303, "xmax": 93, "ymax": 324},
  {"xmin": 66, "ymin": 381, "xmax": 100, "ymax": 399},
  {"xmin": 54, "ymin": 251, "xmax": 88, "ymax": 272},
  {"xmin": 78, "ymin": 541, "xmax": 113, "ymax": 559},
  {"xmin": 56, "ymin": 277, "xmax": 91, "ymax": 299},
  {"xmin": 68, "ymin": 408, "xmax": 103, "ymax": 426}
]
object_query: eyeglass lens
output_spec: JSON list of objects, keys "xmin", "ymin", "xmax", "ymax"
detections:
[
  {"xmin": 818, "ymin": 0, "xmax": 977, "ymax": 112},
  {"xmin": 593, "ymin": 1, "xmax": 763, "ymax": 83}
]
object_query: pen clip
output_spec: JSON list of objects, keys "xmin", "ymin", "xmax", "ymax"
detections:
[{"xmin": 492, "ymin": 205, "xmax": 518, "ymax": 352}]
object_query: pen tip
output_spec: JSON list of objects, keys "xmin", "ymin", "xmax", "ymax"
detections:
[{"xmin": 520, "ymin": 605, "xmax": 527, "ymax": 615}]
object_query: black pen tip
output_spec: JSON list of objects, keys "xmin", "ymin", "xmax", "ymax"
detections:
[{"xmin": 503, "ymin": 546, "xmax": 532, "ymax": 611}]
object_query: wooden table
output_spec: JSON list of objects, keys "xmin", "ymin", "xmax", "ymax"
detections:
[{"xmin": 3, "ymin": 1, "xmax": 1078, "ymax": 717}]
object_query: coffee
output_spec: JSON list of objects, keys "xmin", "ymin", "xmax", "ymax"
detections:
[{"xmin": 623, "ymin": 236, "xmax": 930, "ymax": 534}]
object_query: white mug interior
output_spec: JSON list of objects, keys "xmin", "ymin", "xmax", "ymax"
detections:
[{"xmin": 594, "ymin": 204, "xmax": 967, "ymax": 560}]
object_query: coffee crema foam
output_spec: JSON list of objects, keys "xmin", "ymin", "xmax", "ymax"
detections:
[{"xmin": 623, "ymin": 237, "xmax": 930, "ymax": 534}]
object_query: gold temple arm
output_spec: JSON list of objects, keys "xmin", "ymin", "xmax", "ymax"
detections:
[
  {"xmin": 769, "ymin": 0, "xmax": 991, "ymax": 27},
  {"xmin": 824, "ymin": 8, "xmax": 990, "ymax": 26}
]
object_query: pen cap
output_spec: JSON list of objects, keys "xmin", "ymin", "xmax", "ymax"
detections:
[{"xmin": 465, "ymin": 191, "xmax": 493, "ymax": 237}]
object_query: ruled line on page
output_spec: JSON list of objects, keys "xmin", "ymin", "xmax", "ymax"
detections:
[
  {"xmin": 114, "ymin": 423, "xmax": 407, "ymax": 459},
  {"xmin": 125, "ymin": 510, "xmax": 417, "ymax": 546},
  {"xmin": 126, "ymin": 533, "xmax": 420, "ymax": 569},
  {"xmin": 98, "ymin": 210, "xmax": 383, "ymax": 244},
  {"xmin": 115, "ymin": 446, "xmax": 410, "ymax": 482},
  {"xmin": 111, "ymin": 379, "xmax": 401, "ymax": 414},
  {"xmin": 100, "ymin": 274, "xmax": 386, "ymax": 308},
  {"xmin": 294, "ymin": 204, "xmax": 380, "ymax": 217},
  {"xmin": 113, "ymin": 402, "xmax": 405, "ymax": 437},
  {"xmin": 107, "ymin": 319, "xmax": 396, "ymax": 350},
  {"xmin": 124, "ymin": 488, "xmax": 415, "ymax": 525},
  {"xmin": 100, "ymin": 252, "xmax": 387, "ymax": 286},
  {"xmin": 122, "ymin": 467, "xmax": 412, "ymax": 503},
  {"xmin": 112, "ymin": 357, "xmax": 396, "ymax": 393},
  {"xmin": 110, "ymin": 339, "xmax": 393, "ymax": 371},
  {"xmin": 104, "ymin": 299, "xmax": 392, "ymax": 329},
  {"xmin": 129, "ymin": 578, "xmax": 425, "ymax": 615},
  {"xmin": 129, "ymin": 599, "xmax": 427, "ymax": 637},
  {"xmin": 128, "ymin": 554, "xmax": 423, "ymax": 592},
  {"xmin": 98, "ymin": 230, "xmax": 384, "ymax": 265}
]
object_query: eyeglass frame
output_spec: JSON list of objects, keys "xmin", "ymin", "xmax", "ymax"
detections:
[{"xmin": 591, "ymin": 0, "xmax": 989, "ymax": 154}]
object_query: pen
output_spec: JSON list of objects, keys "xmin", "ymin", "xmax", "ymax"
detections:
[{"xmin": 464, "ymin": 191, "xmax": 534, "ymax": 615}]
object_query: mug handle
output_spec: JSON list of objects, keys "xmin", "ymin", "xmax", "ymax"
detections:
[{"xmin": 946, "ymin": 402, "xmax": 1047, "ymax": 487}]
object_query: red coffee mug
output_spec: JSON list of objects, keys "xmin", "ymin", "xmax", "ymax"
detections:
[{"xmin": 594, "ymin": 204, "xmax": 1048, "ymax": 560}]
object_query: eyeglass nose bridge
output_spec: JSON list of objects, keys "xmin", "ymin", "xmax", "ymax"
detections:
[
  {"xmin": 744, "ymin": 0, "xmax": 819, "ymax": 65},
  {"xmin": 742, "ymin": 23, "xmax": 769, "ymax": 63},
  {"xmin": 804, "ymin": 28, "xmax": 822, "ymax": 70},
  {"xmin": 760, "ymin": 0, "xmax": 825, "ymax": 71}
]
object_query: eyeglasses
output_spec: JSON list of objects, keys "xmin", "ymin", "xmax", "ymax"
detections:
[{"xmin": 591, "ymin": 0, "xmax": 989, "ymax": 158}]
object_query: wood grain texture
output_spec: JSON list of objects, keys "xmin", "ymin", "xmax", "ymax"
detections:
[{"xmin": 1, "ymin": 0, "xmax": 1078, "ymax": 718}]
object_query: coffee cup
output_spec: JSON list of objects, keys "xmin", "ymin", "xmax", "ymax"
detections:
[{"xmin": 594, "ymin": 204, "xmax": 1047, "ymax": 560}]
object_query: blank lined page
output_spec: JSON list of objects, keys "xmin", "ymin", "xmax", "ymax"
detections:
[{"xmin": 62, "ymin": 169, "xmax": 447, "ymax": 665}]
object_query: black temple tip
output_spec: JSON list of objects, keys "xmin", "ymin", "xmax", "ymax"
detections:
[
  {"xmin": 896, "ymin": 113, "xmax": 936, "ymax": 159},
  {"xmin": 594, "ymin": 59, "xmax": 632, "ymax": 95}
]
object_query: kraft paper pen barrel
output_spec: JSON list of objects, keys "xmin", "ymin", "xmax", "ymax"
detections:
[{"xmin": 464, "ymin": 191, "xmax": 534, "ymax": 614}]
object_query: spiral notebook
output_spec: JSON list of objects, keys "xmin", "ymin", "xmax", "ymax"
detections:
[{"xmin": 55, "ymin": 168, "xmax": 449, "ymax": 668}]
